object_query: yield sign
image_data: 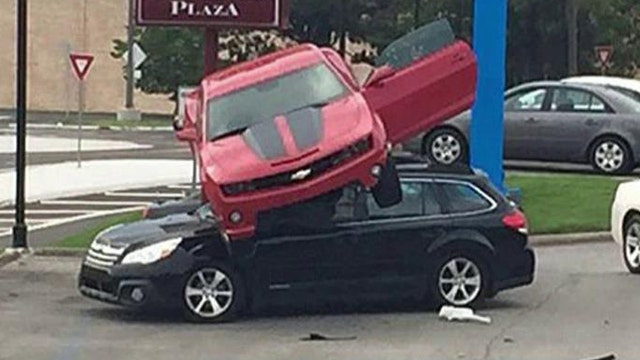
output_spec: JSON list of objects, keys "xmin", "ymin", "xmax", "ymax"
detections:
[
  {"xmin": 69, "ymin": 53, "xmax": 95, "ymax": 81},
  {"xmin": 594, "ymin": 45, "xmax": 613, "ymax": 67}
]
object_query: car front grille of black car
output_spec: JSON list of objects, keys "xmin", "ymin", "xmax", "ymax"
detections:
[
  {"xmin": 222, "ymin": 136, "xmax": 372, "ymax": 196},
  {"xmin": 84, "ymin": 240, "xmax": 127, "ymax": 270}
]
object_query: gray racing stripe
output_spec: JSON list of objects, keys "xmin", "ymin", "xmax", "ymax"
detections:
[
  {"xmin": 285, "ymin": 107, "xmax": 323, "ymax": 152},
  {"xmin": 243, "ymin": 119, "xmax": 286, "ymax": 160}
]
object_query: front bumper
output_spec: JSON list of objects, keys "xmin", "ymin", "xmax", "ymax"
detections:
[
  {"xmin": 204, "ymin": 146, "xmax": 387, "ymax": 240},
  {"xmin": 492, "ymin": 247, "xmax": 535, "ymax": 293},
  {"xmin": 78, "ymin": 249, "xmax": 193, "ymax": 308}
]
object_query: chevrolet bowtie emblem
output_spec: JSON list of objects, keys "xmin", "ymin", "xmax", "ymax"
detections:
[{"xmin": 291, "ymin": 168, "xmax": 312, "ymax": 181}]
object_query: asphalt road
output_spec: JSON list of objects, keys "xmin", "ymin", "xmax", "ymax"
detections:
[
  {"xmin": 0, "ymin": 241, "xmax": 636, "ymax": 360},
  {"xmin": 0, "ymin": 184, "xmax": 197, "ymax": 248}
]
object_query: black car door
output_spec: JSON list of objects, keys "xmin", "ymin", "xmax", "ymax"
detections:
[
  {"xmin": 345, "ymin": 180, "xmax": 449, "ymax": 298},
  {"xmin": 250, "ymin": 187, "xmax": 360, "ymax": 304}
]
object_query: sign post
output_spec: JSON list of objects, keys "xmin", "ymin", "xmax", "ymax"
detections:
[
  {"xmin": 69, "ymin": 53, "xmax": 95, "ymax": 168},
  {"xmin": 594, "ymin": 45, "xmax": 613, "ymax": 75}
]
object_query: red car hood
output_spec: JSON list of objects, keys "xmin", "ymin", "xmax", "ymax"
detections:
[{"xmin": 200, "ymin": 94, "xmax": 375, "ymax": 184}]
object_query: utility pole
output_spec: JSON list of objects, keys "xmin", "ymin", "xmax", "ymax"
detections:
[
  {"xmin": 118, "ymin": 0, "xmax": 141, "ymax": 121},
  {"xmin": 414, "ymin": 0, "xmax": 421, "ymax": 29},
  {"xmin": 126, "ymin": 0, "xmax": 135, "ymax": 109},
  {"xmin": 13, "ymin": 0, "xmax": 28, "ymax": 248},
  {"xmin": 566, "ymin": 0, "xmax": 578, "ymax": 75},
  {"xmin": 338, "ymin": 0, "xmax": 346, "ymax": 58}
]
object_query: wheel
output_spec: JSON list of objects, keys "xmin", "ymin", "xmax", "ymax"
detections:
[
  {"xmin": 182, "ymin": 262, "xmax": 243, "ymax": 322},
  {"xmin": 431, "ymin": 251, "xmax": 489, "ymax": 308},
  {"xmin": 423, "ymin": 128, "xmax": 468, "ymax": 166},
  {"xmin": 590, "ymin": 137, "xmax": 633, "ymax": 174},
  {"xmin": 623, "ymin": 215, "xmax": 640, "ymax": 274}
]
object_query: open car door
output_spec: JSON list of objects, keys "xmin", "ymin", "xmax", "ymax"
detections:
[{"xmin": 362, "ymin": 19, "xmax": 477, "ymax": 145}]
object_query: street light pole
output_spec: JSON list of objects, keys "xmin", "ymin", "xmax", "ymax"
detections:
[{"xmin": 13, "ymin": 0, "xmax": 28, "ymax": 248}]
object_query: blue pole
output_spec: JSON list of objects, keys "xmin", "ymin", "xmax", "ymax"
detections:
[{"xmin": 470, "ymin": 0, "xmax": 508, "ymax": 192}]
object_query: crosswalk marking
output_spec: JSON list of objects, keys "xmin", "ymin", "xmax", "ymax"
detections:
[
  {"xmin": 103, "ymin": 191, "xmax": 185, "ymax": 198},
  {"xmin": 39, "ymin": 200, "xmax": 150, "ymax": 206}
]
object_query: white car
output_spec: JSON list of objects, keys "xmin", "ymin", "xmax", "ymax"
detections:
[
  {"xmin": 611, "ymin": 179, "xmax": 640, "ymax": 273},
  {"xmin": 563, "ymin": 76, "xmax": 640, "ymax": 102}
]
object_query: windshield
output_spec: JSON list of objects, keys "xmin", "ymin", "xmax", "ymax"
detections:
[{"xmin": 206, "ymin": 63, "xmax": 348, "ymax": 141}]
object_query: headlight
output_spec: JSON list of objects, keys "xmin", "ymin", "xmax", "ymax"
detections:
[{"xmin": 120, "ymin": 238, "xmax": 182, "ymax": 265}]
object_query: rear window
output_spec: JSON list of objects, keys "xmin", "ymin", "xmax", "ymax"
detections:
[{"xmin": 436, "ymin": 182, "xmax": 494, "ymax": 214}]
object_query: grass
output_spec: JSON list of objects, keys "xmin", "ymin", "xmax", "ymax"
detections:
[
  {"xmin": 56, "ymin": 212, "xmax": 142, "ymax": 248},
  {"xmin": 506, "ymin": 173, "xmax": 626, "ymax": 235}
]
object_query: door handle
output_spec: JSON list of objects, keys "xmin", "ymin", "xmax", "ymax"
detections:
[
  {"xmin": 585, "ymin": 118, "xmax": 598, "ymax": 126},
  {"xmin": 525, "ymin": 117, "xmax": 538, "ymax": 124}
]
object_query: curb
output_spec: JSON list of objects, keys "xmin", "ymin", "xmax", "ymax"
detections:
[
  {"xmin": 0, "ymin": 248, "xmax": 31, "ymax": 268},
  {"xmin": 33, "ymin": 247, "xmax": 86, "ymax": 258},
  {"xmin": 529, "ymin": 231, "xmax": 612, "ymax": 247}
]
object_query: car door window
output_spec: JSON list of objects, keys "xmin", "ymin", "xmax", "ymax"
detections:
[
  {"xmin": 550, "ymin": 88, "xmax": 607, "ymax": 113},
  {"xmin": 375, "ymin": 18, "xmax": 455, "ymax": 70},
  {"xmin": 366, "ymin": 182, "xmax": 442, "ymax": 219},
  {"xmin": 437, "ymin": 182, "xmax": 493, "ymax": 214},
  {"xmin": 504, "ymin": 88, "xmax": 548, "ymax": 111}
]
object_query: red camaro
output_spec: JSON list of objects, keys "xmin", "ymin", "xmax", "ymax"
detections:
[{"xmin": 176, "ymin": 19, "xmax": 477, "ymax": 240}]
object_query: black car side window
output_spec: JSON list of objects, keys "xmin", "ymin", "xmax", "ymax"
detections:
[{"xmin": 437, "ymin": 182, "xmax": 493, "ymax": 214}]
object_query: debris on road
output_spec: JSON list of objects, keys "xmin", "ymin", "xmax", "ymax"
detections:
[
  {"xmin": 438, "ymin": 305, "xmax": 491, "ymax": 324},
  {"xmin": 300, "ymin": 333, "xmax": 357, "ymax": 341},
  {"xmin": 583, "ymin": 354, "xmax": 615, "ymax": 360}
]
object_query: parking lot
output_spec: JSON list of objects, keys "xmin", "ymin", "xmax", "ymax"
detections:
[{"xmin": 0, "ymin": 241, "xmax": 636, "ymax": 360}]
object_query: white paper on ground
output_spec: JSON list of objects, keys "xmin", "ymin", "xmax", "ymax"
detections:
[{"xmin": 438, "ymin": 305, "xmax": 492, "ymax": 324}]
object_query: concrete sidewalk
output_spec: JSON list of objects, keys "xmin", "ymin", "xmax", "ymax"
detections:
[
  {"xmin": 0, "ymin": 159, "xmax": 192, "ymax": 205},
  {"xmin": 0, "ymin": 134, "xmax": 151, "ymax": 154}
]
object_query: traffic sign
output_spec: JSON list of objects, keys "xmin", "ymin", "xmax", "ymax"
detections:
[
  {"xmin": 124, "ymin": 43, "xmax": 148, "ymax": 69},
  {"xmin": 69, "ymin": 53, "xmax": 95, "ymax": 81},
  {"xmin": 594, "ymin": 45, "xmax": 613, "ymax": 68}
]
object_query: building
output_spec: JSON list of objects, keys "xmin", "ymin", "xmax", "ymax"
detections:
[{"xmin": 0, "ymin": 0, "xmax": 173, "ymax": 117}]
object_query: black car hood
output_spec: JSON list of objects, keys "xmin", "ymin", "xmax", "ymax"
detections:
[{"xmin": 97, "ymin": 213, "xmax": 215, "ymax": 247}]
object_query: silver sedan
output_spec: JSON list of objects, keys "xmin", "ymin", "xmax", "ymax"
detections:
[{"xmin": 408, "ymin": 81, "xmax": 640, "ymax": 174}]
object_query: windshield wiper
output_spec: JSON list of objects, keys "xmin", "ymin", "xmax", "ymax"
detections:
[{"xmin": 286, "ymin": 100, "xmax": 332, "ymax": 115}]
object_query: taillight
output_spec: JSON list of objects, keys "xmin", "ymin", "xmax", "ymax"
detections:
[{"xmin": 502, "ymin": 209, "xmax": 528, "ymax": 234}]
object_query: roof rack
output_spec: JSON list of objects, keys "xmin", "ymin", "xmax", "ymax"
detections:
[{"xmin": 391, "ymin": 152, "xmax": 474, "ymax": 175}]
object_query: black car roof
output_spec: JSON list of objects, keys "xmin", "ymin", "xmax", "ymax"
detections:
[{"xmin": 392, "ymin": 153, "xmax": 480, "ymax": 180}]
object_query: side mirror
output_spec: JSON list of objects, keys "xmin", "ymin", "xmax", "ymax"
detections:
[
  {"xmin": 364, "ymin": 65, "xmax": 396, "ymax": 87},
  {"xmin": 371, "ymin": 157, "xmax": 402, "ymax": 208}
]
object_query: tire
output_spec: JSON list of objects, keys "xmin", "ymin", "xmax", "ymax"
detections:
[
  {"xmin": 371, "ymin": 157, "xmax": 402, "ymax": 208},
  {"xmin": 422, "ymin": 128, "xmax": 468, "ymax": 166},
  {"xmin": 589, "ymin": 136, "xmax": 634, "ymax": 174},
  {"xmin": 182, "ymin": 262, "xmax": 244, "ymax": 323},
  {"xmin": 430, "ymin": 250, "xmax": 490, "ymax": 308},
  {"xmin": 623, "ymin": 214, "xmax": 640, "ymax": 274}
]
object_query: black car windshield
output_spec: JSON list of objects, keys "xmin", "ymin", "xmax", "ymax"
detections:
[{"xmin": 206, "ymin": 63, "xmax": 348, "ymax": 141}]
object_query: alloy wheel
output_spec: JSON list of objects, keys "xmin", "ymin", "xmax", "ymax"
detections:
[
  {"xmin": 438, "ymin": 257, "xmax": 482, "ymax": 306},
  {"xmin": 184, "ymin": 268, "xmax": 234, "ymax": 319},
  {"xmin": 594, "ymin": 141, "xmax": 625, "ymax": 173},
  {"xmin": 431, "ymin": 134, "xmax": 462, "ymax": 165},
  {"xmin": 625, "ymin": 222, "xmax": 640, "ymax": 270}
]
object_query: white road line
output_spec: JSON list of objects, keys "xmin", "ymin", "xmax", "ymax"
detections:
[
  {"xmin": 0, "ymin": 209, "xmax": 90, "ymax": 215},
  {"xmin": 104, "ymin": 191, "xmax": 185, "ymax": 198},
  {"xmin": 0, "ymin": 206, "xmax": 145, "ymax": 238},
  {"xmin": 40, "ymin": 200, "xmax": 150, "ymax": 206}
]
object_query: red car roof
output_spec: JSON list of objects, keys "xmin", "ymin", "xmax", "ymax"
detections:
[{"xmin": 201, "ymin": 44, "xmax": 328, "ymax": 101}]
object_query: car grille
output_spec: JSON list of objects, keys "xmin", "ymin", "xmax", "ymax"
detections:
[
  {"xmin": 84, "ymin": 240, "xmax": 127, "ymax": 270},
  {"xmin": 222, "ymin": 136, "xmax": 372, "ymax": 196}
]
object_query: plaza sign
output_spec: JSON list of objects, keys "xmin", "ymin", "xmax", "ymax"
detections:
[{"xmin": 135, "ymin": 0, "xmax": 289, "ymax": 28}]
